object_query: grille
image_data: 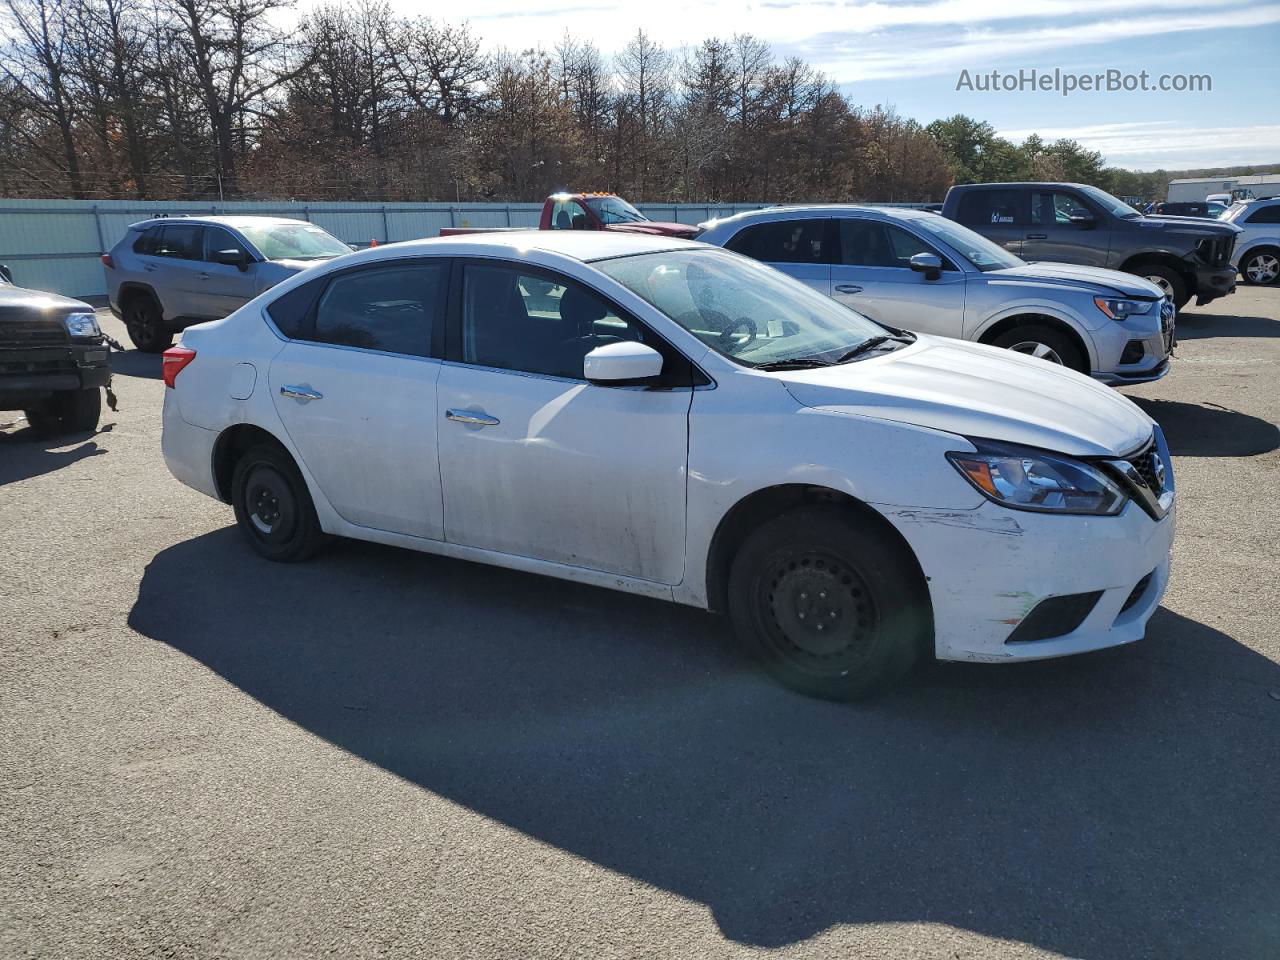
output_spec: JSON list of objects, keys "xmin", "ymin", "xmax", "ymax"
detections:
[
  {"xmin": 0, "ymin": 319, "xmax": 69, "ymax": 349},
  {"xmin": 1122, "ymin": 437, "xmax": 1165, "ymax": 494},
  {"xmin": 1196, "ymin": 236, "xmax": 1234, "ymax": 267},
  {"xmin": 1119, "ymin": 572, "xmax": 1154, "ymax": 614}
]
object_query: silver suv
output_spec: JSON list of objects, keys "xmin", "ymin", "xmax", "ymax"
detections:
[
  {"xmin": 104, "ymin": 216, "xmax": 353, "ymax": 351},
  {"xmin": 698, "ymin": 206, "xmax": 1175, "ymax": 385}
]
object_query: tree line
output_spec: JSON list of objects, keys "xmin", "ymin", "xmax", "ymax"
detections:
[{"xmin": 0, "ymin": 0, "xmax": 1183, "ymax": 203}]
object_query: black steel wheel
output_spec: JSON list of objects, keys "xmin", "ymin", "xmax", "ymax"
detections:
[
  {"xmin": 231, "ymin": 443, "xmax": 325, "ymax": 562},
  {"xmin": 123, "ymin": 294, "xmax": 173, "ymax": 353},
  {"xmin": 728, "ymin": 505, "xmax": 930, "ymax": 700}
]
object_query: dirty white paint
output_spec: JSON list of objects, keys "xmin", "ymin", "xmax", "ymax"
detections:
[{"xmin": 163, "ymin": 231, "xmax": 1175, "ymax": 667}]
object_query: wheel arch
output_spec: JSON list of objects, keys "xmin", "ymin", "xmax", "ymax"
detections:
[
  {"xmin": 975, "ymin": 312, "xmax": 1093, "ymax": 371},
  {"xmin": 116, "ymin": 281, "xmax": 160, "ymax": 308},
  {"xmin": 1237, "ymin": 242, "xmax": 1280, "ymax": 267},
  {"xmin": 1119, "ymin": 252, "xmax": 1195, "ymax": 290},
  {"xmin": 211, "ymin": 423, "xmax": 291, "ymax": 503},
  {"xmin": 704, "ymin": 483, "xmax": 929, "ymax": 620}
]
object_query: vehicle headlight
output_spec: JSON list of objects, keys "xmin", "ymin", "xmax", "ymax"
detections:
[
  {"xmin": 63, "ymin": 311, "xmax": 101, "ymax": 338},
  {"xmin": 1094, "ymin": 297, "xmax": 1153, "ymax": 320},
  {"xmin": 947, "ymin": 440, "xmax": 1126, "ymax": 515}
]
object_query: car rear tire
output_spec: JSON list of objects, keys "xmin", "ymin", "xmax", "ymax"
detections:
[
  {"xmin": 990, "ymin": 324, "xmax": 1087, "ymax": 374},
  {"xmin": 727, "ymin": 505, "xmax": 929, "ymax": 701},
  {"xmin": 123, "ymin": 294, "xmax": 173, "ymax": 353},
  {"xmin": 231, "ymin": 443, "xmax": 325, "ymax": 563},
  {"xmin": 1132, "ymin": 263, "xmax": 1190, "ymax": 310},
  {"xmin": 1239, "ymin": 248, "xmax": 1280, "ymax": 286},
  {"xmin": 23, "ymin": 388, "xmax": 101, "ymax": 436}
]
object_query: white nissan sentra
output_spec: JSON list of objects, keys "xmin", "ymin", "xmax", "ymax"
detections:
[{"xmin": 161, "ymin": 231, "xmax": 1175, "ymax": 700}]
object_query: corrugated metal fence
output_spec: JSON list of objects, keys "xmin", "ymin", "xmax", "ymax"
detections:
[{"xmin": 0, "ymin": 199, "xmax": 772, "ymax": 299}]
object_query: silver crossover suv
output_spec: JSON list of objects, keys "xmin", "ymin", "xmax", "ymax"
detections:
[
  {"xmin": 104, "ymin": 216, "xmax": 352, "ymax": 351},
  {"xmin": 698, "ymin": 206, "xmax": 1175, "ymax": 385}
]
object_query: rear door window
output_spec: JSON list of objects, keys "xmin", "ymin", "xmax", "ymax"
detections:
[
  {"xmin": 307, "ymin": 262, "xmax": 445, "ymax": 357},
  {"xmin": 956, "ymin": 189, "xmax": 1024, "ymax": 226},
  {"xmin": 725, "ymin": 219, "xmax": 830, "ymax": 263},
  {"xmin": 153, "ymin": 224, "xmax": 203, "ymax": 260},
  {"xmin": 1246, "ymin": 205, "xmax": 1280, "ymax": 224}
]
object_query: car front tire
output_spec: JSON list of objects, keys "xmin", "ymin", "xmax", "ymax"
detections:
[
  {"xmin": 1240, "ymin": 248, "xmax": 1280, "ymax": 286},
  {"xmin": 231, "ymin": 443, "xmax": 326, "ymax": 563},
  {"xmin": 123, "ymin": 294, "xmax": 174, "ymax": 353},
  {"xmin": 727, "ymin": 506, "xmax": 929, "ymax": 701},
  {"xmin": 1132, "ymin": 263, "xmax": 1190, "ymax": 311},
  {"xmin": 23, "ymin": 388, "xmax": 101, "ymax": 436},
  {"xmin": 990, "ymin": 324, "xmax": 1087, "ymax": 374}
]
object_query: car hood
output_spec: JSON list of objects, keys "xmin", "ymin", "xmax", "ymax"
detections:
[
  {"xmin": 987, "ymin": 262, "xmax": 1164, "ymax": 298},
  {"xmin": 605, "ymin": 221, "xmax": 701, "ymax": 239},
  {"xmin": 267, "ymin": 258, "xmax": 338, "ymax": 271},
  {"xmin": 0, "ymin": 283, "xmax": 93, "ymax": 316},
  {"xmin": 778, "ymin": 335, "xmax": 1153, "ymax": 457},
  {"xmin": 1135, "ymin": 215, "xmax": 1243, "ymax": 238}
]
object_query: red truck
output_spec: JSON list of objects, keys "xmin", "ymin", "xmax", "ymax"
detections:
[{"xmin": 439, "ymin": 193, "xmax": 701, "ymax": 239}]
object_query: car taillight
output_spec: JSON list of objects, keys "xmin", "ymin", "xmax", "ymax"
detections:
[
  {"xmin": 162, "ymin": 346, "xmax": 196, "ymax": 388},
  {"xmin": 100, "ymin": 253, "xmax": 114, "ymax": 269}
]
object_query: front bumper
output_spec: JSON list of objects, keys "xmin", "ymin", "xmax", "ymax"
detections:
[
  {"xmin": 880, "ymin": 497, "xmax": 1175, "ymax": 663},
  {"xmin": 1194, "ymin": 264, "xmax": 1237, "ymax": 304},
  {"xmin": 0, "ymin": 343, "xmax": 110, "ymax": 406}
]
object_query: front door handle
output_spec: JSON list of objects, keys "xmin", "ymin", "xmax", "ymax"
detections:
[
  {"xmin": 446, "ymin": 408, "xmax": 500, "ymax": 426},
  {"xmin": 834, "ymin": 284, "xmax": 863, "ymax": 294},
  {"xmin": 280, "ymin": 385, "xmax": 323, "ymax": 401},
  {"xmin": 1026, "ymin": 233, "xmax": 1048, "ymax": 240}
]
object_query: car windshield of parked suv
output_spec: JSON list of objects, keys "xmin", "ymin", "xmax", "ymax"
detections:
[
  {"xmin": 912, "ymin": 215, "xmax": 1023, "ymax": 271},
  {"xmin": 1078, "ymin": 185, "xmax": 1142, "ymax": 219},
  {"xmin": 596, "ymin": 248, "xmax": 892, "ymax": 368},
  {"xmin": 236, "ymin": 222, "xmax": 352, "ymax": 261},
  {"xmin": 585, "ymin": 196, "xmax": 648, "ymax": 224}
]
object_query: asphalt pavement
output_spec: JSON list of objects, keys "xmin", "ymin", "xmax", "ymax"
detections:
[{"xmin": 2, "ymin": 290, "xmax": 1278, "ymax": 959}]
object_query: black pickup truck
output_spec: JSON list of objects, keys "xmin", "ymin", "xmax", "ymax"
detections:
[
  {"xmin": 0, "ymin": 266, "xmax": 109, "ymax": 435},
  {"xmin": 941, "ymin": 182, "xmax": 1242, "ymax": 311}
]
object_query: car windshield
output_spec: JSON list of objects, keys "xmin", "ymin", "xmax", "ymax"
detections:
[
  {"xmin": 236, "ymin": 222, "xmax": 351, "ymax": 261},
  {"xmin": 585, "ymin": 196, "xmax": 648, "ymax": 224},
  {"xmin": 595, "ymin": 248, "xmax": 890, "ymax": 368},
  {"xmin": 912, "ymin": 215, "xmax": 1023, "ymax": 271},
  {"xmin": 1078, "ymin": 185, "xmax": 1141, "ymax": 219}
]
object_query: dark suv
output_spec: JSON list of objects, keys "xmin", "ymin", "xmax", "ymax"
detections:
[
  {"xmin": 942, "ymin": 182, "xmax": 1241, "ymax": 310},
  {"xmin": 0, "ymin": 266, "xmax": 108, "ymax": 435}
]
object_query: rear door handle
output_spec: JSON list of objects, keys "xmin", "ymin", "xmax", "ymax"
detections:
[
  {"xmin": 1026, "ymin": 234, "xmax": 1048, "ymax": 240},
  {"xmin": 280, "ymin": 385, "xmax": 322, "ymax": 401},
  {"xmin": 834, "ymin": 284, "xmax": 863, "ymax": 294},
  {"xmin": 446, "ymin": 408, "xmax": 500, "ymax": 426}
]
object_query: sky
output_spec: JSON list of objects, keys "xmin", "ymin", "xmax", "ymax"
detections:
[{"xmin": 403, "ymin": 0, "xmax": 1280, "ymax": 171}]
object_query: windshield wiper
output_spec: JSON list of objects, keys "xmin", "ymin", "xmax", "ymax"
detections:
[
  {"xmin": 833, "ymin": 334, "xmax": 911, "ymax": 363},
  {"xmin": 753, "ymin": 357, "xmax": 838, "ymax": 371}
]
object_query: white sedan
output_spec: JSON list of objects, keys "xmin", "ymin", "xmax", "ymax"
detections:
[{"xmin": 161, "ymin": 232, "xmax": 1175, "ymax": 699}]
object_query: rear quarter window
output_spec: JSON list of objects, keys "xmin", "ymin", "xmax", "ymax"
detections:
[{"xmin": 266, "ymin": 275, "xmax": 326, "ymax": 338}]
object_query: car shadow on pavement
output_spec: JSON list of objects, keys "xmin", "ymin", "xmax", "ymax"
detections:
[
  {"xmin": 1175, "ymin": 311, "xmax": 1279, "ymax": 339},
  {"xmin": 128, "ymin": 528, "xmax": 1280, "ymax": 959},
  {"xmin": 109, "ymin": 348, "xmax": 162, "ymax": 380},
  {"xmin": 1131, "ymin": 397, "xmax": 1279, "ymax": 456},
  {"xmin": 0, "ymin": 423, "xmax": 109, "ymax": 485}
]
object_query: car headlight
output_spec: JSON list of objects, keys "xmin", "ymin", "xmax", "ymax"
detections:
[
  {"xmin": 947, "ymin": 440, "xmax": 1127, "ymax": 515},
  {"xmin": 63, "ymin": 311, "xmax": 101, "ymax": 339},
  {"xmin": 1094, "ymin": 297, "xmax": 1153, "ymax": 320}
]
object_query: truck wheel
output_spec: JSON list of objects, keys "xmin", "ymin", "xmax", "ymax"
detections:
[
  {"xmin": 123, "ymin": 294, "xmax": 173, "ymax": 353},
  {"xmin": 23, "ymin": 388, "xmax": 101, "ymax": 436},
  {"xmin": 231, "ymin": 443, "xmax": 326, "ymax": 563},
  {"xmin": 1240, "ymin": 248, "xmax": 1280, "ymax": 286},
  {"xmin": 990, "ymin": 324, "xmax": 1087, "ymax": 374},
  {"xmin": 1133, "ymin": 264, "xmax": 1189, "ymax": 310},
  {"xmin": 727, "ymin": 505, "xmax": 928, "ymax": 701}
]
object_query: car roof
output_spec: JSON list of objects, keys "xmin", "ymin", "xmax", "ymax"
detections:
[
  {"xmin": 356, "ymin": 230, "xmax": 700, "ymax": 263},
  {"xmin": 128, "ymin": 215, "xmax": 312, "ymax": 230},
  {"xmin": 702, "ymin": 204, "xmax": 936, "ymax": 228}
]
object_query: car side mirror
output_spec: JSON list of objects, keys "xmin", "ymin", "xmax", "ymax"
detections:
[
  {"xmin": 584, "ymin": 341, "xmax": 664, "ymax": 385},
  {"xmin": 1069, "ymin": 209, "xmax": 1095, "ymax": 228},
  {"xmin": 909, "ymin": 252, "xmax": 942, "ymax": 280},
  {"xmin": 213, "ymin": 248, "xmax": 249, "ymax": 270},
  {"xmin": 0, "ymin": 263, "xmax": 11, "ymax": 283}
]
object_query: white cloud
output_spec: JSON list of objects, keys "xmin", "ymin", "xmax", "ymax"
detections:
[{"xmin": 998, "ymin": 121, "xmax": 1280, "ymax": 169}]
